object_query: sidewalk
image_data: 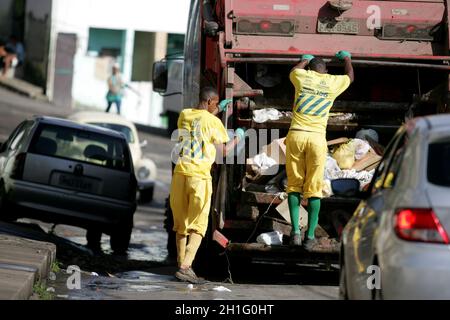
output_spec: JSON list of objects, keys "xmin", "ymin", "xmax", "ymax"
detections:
[
  {"xmin": 0, "ymin": 86, "xmax": 69, "ymax": 118},
  {"xmin": 0, "ymin": 234, "xmax": 56, "ymax": 300}
]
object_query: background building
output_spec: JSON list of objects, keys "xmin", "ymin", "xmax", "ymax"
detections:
[{"xmin": 0, "ymin": 0, "xmax": 190, "ymax": 128}]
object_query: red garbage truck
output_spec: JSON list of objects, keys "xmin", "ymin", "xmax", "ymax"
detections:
[{"xmin": 153, "ymin": 0, "xmax": 450, "ymax": 270}]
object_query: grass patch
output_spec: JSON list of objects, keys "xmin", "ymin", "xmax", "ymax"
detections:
[
  {"xmin": 33, "ymin": 282, "xmax": 54, "ymax": 300},
  {"xmin": 51, "ymin": 261, "xmax": 62, "ymax": 274}
]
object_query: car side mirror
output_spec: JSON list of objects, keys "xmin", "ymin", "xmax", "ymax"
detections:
[
  {"xmin": 331, "ymin": 178, "xmax": 361, "ymax": 198},
  {"xmin": 152, "ymin": 61, "xmax": 168, "ymax": 93},
  {"xmin": 140, "ymin": 140, "xmax": 148, "ymax": 148}
]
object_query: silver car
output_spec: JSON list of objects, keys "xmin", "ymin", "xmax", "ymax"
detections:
[
  {"xmin": 0, "ymin": 116, "xmax": 137, "ymax": 254},
  {"xmin": 68, "ymin": 112, "xmax": 157, "ymax": 203},
  {"xmin": 340, "ymin": 114, "xmax": 450, "ymax": 300}
]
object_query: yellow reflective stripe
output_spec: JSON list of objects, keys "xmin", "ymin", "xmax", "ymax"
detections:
[
  {"xmin": 296, "ymin": 94, "xmax": 315, "ymax": 112},
  {"xmin": 303, "ymin": 98, "xmax": 325, "ymax": 115},
  {"xmin": 314, "ymin": 101, "xmax": 332, "ymax": 116}
]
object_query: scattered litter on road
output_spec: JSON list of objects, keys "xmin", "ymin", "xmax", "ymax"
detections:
[
  {"xmin": 46, "ymin": 287, "xmax": 55, "ymax": 292},
  {"xmin": 91, "ymin": 272, "xmax": 99, "ymax": 276},
  {"xmin": 212, "ymin": 286, "xmax": 232, "ymax": 293},
  {"xmin": 187, "ymin": 284, "xmax": 194, "ymax": 290}
]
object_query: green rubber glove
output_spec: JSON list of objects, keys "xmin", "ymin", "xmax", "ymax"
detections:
[
  {"xmin": 219, "ymin": 99, "xmax": 233, "ymax": 112},
  {"xmin": 235, "ymin": 128, "xmax": 246, "ymax": 140},
  {"xmin": 302, "ymin": 54, "xmax": 315, "ymax": 62},
  {"xmin": 336, "ymin": 50, "xmax": 352, "ymax": 60}
]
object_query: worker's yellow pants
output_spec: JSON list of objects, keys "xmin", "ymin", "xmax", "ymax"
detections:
[
  {"xmin": 170, "ymin": 173, "xmax": 212, "ymax": 237},
  {"xmin": 285, "ymin": 130, "xmax": 327, "ymax": 199}
]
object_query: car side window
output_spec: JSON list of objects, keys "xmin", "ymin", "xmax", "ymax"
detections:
[
  {"xmin": 371, "ymin": 130, "xmax": 405, "ymax": 194},
  {"xmin": 2, "ymin": 121, "xmax": 27, "ymax": 152},
  {"xmin": 382, "ymin": 133, "xmax": 408, "ymax": 189},
  {"xmin": 9, "ymin": 121, "xmax": 33, "ymax": 151}
]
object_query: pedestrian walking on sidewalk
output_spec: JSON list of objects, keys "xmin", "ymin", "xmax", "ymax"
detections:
[
  {"xmin": 105, "ymin": 63, "xmax": 125, "ymax": 114},
  {"xmin": 286, "ymin": 52, "xmax": 354, "ymax": 250},
  {"xmin": 170, "ymin": 87, "xmax": 245, "ymax": 284}
]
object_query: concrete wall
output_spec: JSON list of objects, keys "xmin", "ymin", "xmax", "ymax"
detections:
[
  {"xmin": 0, "ymin": 0, "xmax": 14, "ymax": 39},
  {"xmin": 45, "ymin": 0, "xmax": 189, "ymax": 127},
  {"xmin": 24, "ymin": 0, "xmax": 52, "ymax": 90}
]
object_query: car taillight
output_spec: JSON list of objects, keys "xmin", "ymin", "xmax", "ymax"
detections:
[
  {"xmin": 381, "ymin": 24, "xmax": 435, "ymax": 41},
  {"xmin": 10, "ymin": 153, "xmax": 27, "ymax": 180},
  {"xmin": 235, "ymin": 19, "xmax": 294, "ymax": 36},
  {"xmin": 394, "ymin": 209, "xmax": 449, "ymax": 244}
]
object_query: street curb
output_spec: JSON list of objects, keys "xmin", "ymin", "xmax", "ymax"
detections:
[{"xmin": 0, "ymin": 235, "xmax": 56, "ymax": 300}]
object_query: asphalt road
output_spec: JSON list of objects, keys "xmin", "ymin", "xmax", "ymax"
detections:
[{"xmin": 0, "ymin": 87, "xmax": 339, "ymax": 300}]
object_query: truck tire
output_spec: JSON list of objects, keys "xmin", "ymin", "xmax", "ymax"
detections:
[{"xmin": 110, "ymin": 223, "xmax": 133, "ymax": 255}]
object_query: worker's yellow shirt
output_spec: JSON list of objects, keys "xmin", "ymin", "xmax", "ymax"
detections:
[
  {"xmin": 289, "ymin": 69, "xmax": 351, "ymax": 134},
  {"xmin": 174, "ymin": 108, "xmax": 230, "ymax": 179}
]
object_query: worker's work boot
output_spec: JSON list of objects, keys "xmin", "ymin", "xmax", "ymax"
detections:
[
  {"xmin": 289, "ymin": 233, "xmax": 302, "ymax": 246},
  {"xmin": 303, "ymin": 238, "xmax": 320, "ymax": 252},
  {"xmin": 175, "ymin": 267, "xmax": 207, "ymax": 284}
]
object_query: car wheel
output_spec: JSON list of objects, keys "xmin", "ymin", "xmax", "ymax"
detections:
[
  {"xmin": 139, "ymin": 186, "xmax": 154, "ymax": 204},
  {"xmin": 86, "ymin": 229, "xmax": 102, "ymax": 252},
  {"xmin": 0, "ymin": 183, "xmax": 14, "ymax": 222},
  {"xmin": 110, "ymin": 224, "xmax": 132, "ymax": 255},
  {"xmin": 339, "ymin": 253, "xmax": 349, "ymax": 300}
]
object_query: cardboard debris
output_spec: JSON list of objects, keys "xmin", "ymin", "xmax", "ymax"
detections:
[
  {"xmin": 327, "ymin": 137, "xmax": 349, "ymax": 147},
  {"xmin": 275, "ymin": 199, "xmax": 308, "ymax": 228},
  {"xmin": 351, "ymin": 148, "xmax": 382, "ymax": 172}
]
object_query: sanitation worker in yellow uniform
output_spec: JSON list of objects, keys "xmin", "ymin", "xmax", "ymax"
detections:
[
  {"xmin": 170, "ymin": 87, "xmax": 245, "ymax": 283},
  {"xmin": 287, "ymin": 51, "xmax": 354, "ymax": 250}
]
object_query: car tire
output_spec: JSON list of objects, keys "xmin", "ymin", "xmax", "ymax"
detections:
[
  {"xmin": 110, "ymin": 223, "xmax": 133, "ymax": 255},
  {"xmin": 0, "ymin": 183, "xmax": 14, "ymax": 222},
  {"xmin": 339, "ymin": 252, "xmax": 349, "ymax": 300},
  {"xmin": 86, "ymin": 229, "xmax": 102, "ymax": 252},
  {"xmin": 139, "ymin": 187, "xmax": 154, "ymax": 204}
]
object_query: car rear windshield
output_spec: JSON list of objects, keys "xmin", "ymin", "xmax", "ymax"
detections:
[
  {"xmin": 428, "ymin": 139, "xmax": 450, "ymax": 187},
  {"xmin": 29, "ymin": 124, "xmax": 131, "ymax": 172},
  {"xmin": 87, "ymin": 123, "xmax": 135, "ymax": 143}
]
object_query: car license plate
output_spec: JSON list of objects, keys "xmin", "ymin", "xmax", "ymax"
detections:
[
  {"xmin": 57, "ymin": 174, "xmax": 94, "ymax": 192},
  {"xmin": 317, "ymin": 19, "xmax": 359, "ymax": 34}
]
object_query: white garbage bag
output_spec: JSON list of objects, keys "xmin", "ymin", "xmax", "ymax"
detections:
[
  {"xmin": 256, "ymin": 231, "xmax": 283, "ymax": 245},
  {"xmin": 253, "ymin": 108, "xmax": 283, "ymax": 123},
  {"xmin": 352, "ymin": 138, "xmax": 371, "ymax": 160},
  {"xmin": 253, "ymin": 152, "xmax": 277, "ymax": 170}
]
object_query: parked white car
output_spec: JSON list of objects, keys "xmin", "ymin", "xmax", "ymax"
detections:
[{"xmin": 68, "ymin": 112, "xmax": 157, "ymax": 203}]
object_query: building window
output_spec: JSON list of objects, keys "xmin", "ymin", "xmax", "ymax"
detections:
[{"xmin": 87, "ymin": 28, "xmax": 125, "ymax": 58}]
